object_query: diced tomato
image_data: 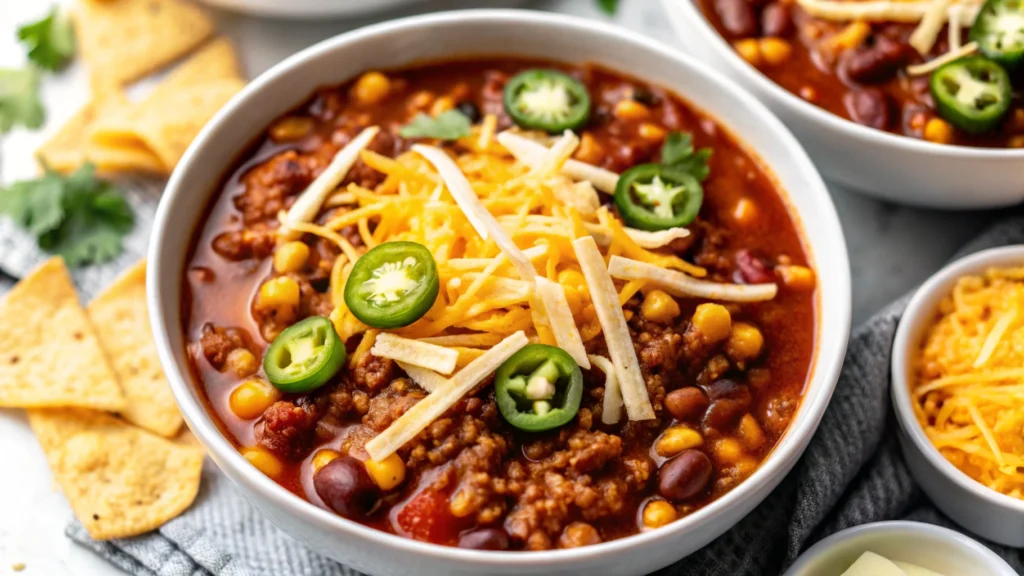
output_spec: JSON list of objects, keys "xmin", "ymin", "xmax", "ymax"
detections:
[{"xmin": 391, "ymin": 488, "xmax": 467, "ymax": 544}]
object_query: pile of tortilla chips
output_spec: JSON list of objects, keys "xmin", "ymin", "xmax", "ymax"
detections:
[
  {"xmin": 0, "ymin": 258, "xmax": 203, "ymax": 540},
  {"xmin": 37, "ymin": 0, "xmax": 246, "ymax": 176}
]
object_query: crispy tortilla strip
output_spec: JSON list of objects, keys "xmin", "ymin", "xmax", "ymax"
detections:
[
  {"xmin": 88, "ymin": 260, "xmax": 183, "ymax": 438},
  {"xmin": 74, "ymin": 0, "xmax": 215, "ymax": 90},
  {"xmin": 0, "ymin": 258, "xmax": 125, "ymax": 411},
  {"xmin": 27, "ymin": 408, "xmax": 203, "ymax": 540}
]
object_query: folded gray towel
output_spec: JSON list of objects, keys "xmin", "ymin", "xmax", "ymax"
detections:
[{"xmin": 49, "ymin": 219, "xmax": 1024, "ymax": 574}]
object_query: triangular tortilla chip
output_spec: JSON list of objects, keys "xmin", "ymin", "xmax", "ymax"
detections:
[
  {"xmin": 0, "ymin": 258, "xmax": 125, "ymax": 411},
  {"xmin": 74, "ymin": 0, "xmax": 214, "ymax": 90},
  {"xmin": 87, "ymin": 260, "xmax": 183, "ymax": 437},
  {"xmin": 156, "ymin": 37, "xmax": 242, "ymax": 91},
  {"xmin": 28, "ymin": 408, "xmax": 204, "ymax": 540}
]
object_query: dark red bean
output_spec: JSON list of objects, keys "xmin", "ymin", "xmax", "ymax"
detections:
[
  {"xmin": 714, "ymin": 0, "xmax": 758, "ymax": 38},
  {"xmin": 707, "ymin": 379, "xmax": 752, "ymax": 410},
  {"xmin": 658, "ymin": 450, "xmax": 713, "ymax": 501},
  {"xmin": 844, "ymin": 88, "xmax": 895, "ymax": 130},
  {"xmin": 703, "ymin": 398, "xmax": 747, "ymax": 431},
  {"xmin": 665, "ymin": 387, "xmax": 710, "ymax": 421},
  {"xmin": 458, "ymin": 528, "xmax": 511, "ymax": 550},
  {"xmin": 735, "ymin": 249, "xmax": 774, "ymax": 284},
  {"xmin": 456, "ymin": 101, "xmax": 481, "ymax": 123},
  {"xmin": 761, "ymin": 3, "xmax": 792, "ymax": 37},
  {"xmin": 841, "ymin": 36, "xmax": 912, "ymax": 84},
  {"xmin": 313, "ymin": 456, "xmax": 380, "ymax": 518}
]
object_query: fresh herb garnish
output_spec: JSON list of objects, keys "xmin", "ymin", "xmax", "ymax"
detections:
[
  {"xmin": 0, "ymin": 67, "xmax": 45, "ymax": 134},
  {"xmin": 17, "ymin": 7, "xmax": 75, "ymax": 72},
  {"xmin": 661, "ymin": 132, "xmax": 712, "ymax": 182},
  {"xmin": 0, "ymin": 163, "xmax": 134, "ymax": 266},
  {"xmin": 399, "ymin": 109, "xmax": 472, "ymax": 140},
  {"xmin": 597, "ymin": 0, "xmax": 620, "ymax": 15}
]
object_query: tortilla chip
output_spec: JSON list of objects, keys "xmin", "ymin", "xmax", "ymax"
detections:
[
  {"xmin": 74, "ymin": 0, "xmax": 215, "ymax": 90},
  {"xmin": 0, "ymin": 258, "xmax": 125, "ymax": 411},
  {"xmin": 27, "ymin": 408, "xmax": 204, "ymax": 540},
  {"xmin": 86, "ymin": 140, "xmax": 167, "ymax": 175},
  {"xmin": 175, "ymin": 427, "xmax": 203, "ymax": 451},
  {"xmin": 87, "ymin": 260, "xmax": 183, "ymax": 438},
  {"xmin": 157, "ymin": 37, "xmax": 242, "ymax": 90}
]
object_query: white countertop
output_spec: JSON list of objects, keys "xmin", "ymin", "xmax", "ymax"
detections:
[{"xmin": 0, "ymin": 0, "xmax": 999, "ymax": 574}]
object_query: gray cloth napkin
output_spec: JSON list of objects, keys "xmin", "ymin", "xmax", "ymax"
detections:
[{"xmin": 5, "ymin": 210, "xmax": 1024, "ymax": 575}]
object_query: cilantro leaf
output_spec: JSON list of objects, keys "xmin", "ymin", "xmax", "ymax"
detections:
[
  {"xmin": 661, "ymin": 131, "xmax": 712, "ymax": 182},
  {"xmin": 399, "ymin": 110, "xmax": 472, "ymax": 140},
  {"xmin": 17, "ymin": 7, "xmax": 75, "ymax": 72},
  {"xmin": 597, "ymin": 0, "xmax": 620, "ymax": 15},
  {"xmin": 0, "ymin": 163, "xmax": 134, "ymax": 267},
  {"xmin": 0, "ymin": 67, "xmax": 45, "ymax": 134}
]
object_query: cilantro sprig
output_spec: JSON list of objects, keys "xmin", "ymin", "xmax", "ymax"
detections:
[
  {"xmin": 597, "ymin": 0, "xmax": 621, "ymax": 15},
  {"xmin": 0, "ymin": 67, "xmax": 45, "ymax": 134},
  {"xmin": 661, "ymin": 132, "xmax": 712, "ymax": 181},
  {"xmin": 17, "ymin": 7, "xmax": 75, "ymax": 72},
  {"xmin": 399, "ymin": 109, "xmax": 472, "ymax": 140},
  {"xmin": 0, "ymin": 164, "xmax": 134, "ymax": 266}
]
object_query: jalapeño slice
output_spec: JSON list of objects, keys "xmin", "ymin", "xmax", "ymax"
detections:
[
  {"xmin": 495, "ymin": 344, "xmax": 583, "ymax": 432},
  {"xmin": 344, "ymin": 241, "xmax": 439, "ymax": 329},
  {"xmin": 503, "ymin": 69, "xmax": 591, "ymax": 133},
  {"xmin": 930, "ymin": 56, "xmax": 1012, "ymax": 134},
  {"xmin": 613, "ymin": 164, "xmax": 704, "ymax": 231},
  {"xmin": 263, "ymin": 316, "xmax": 346, "ymax": 393},
  {"xmin": 969, "ymin": 0, "xmax": 1024, "ymax": 69}
]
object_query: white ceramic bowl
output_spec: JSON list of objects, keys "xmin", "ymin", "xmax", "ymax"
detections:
[
  {"xmin": 892, "ymin": 245, "xmax": 1024, "ymax": 547},
  {"xmin": 661, "ymin": 0, "xmax": 1024, "ymax": 209},
  {"xmin": 148, "ymin": 10, "xmax": 852, "ymax": 576},
  {"xmin": 782, "ymin": 521, "xmax": 1017, "ymax": 576},
  {"xmin": 197, "ymin": 0, "xmax": 424, "ymax": 19}
]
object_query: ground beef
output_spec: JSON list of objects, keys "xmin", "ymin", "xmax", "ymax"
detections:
[
  {"xmin": 198, "ymin": 324, "xmax": 249, "ymax": 369},
  {"xmin": 211, "ymin": 227, "xmax": 277, "ymax": 262},
  {"xmin": 256, "ymin": 400, "xmax": 319, "ymax": 460},
  {"xmin": 350, "ymin": 353, "xmax": 395, "ymax": 391},
  {"xmin": 363, "ymin": 379, "xmax": 424, "ymax": 432}
]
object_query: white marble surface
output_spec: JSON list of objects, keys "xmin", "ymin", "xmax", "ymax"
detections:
[{"xmin": 0, "ymin": 1, "xmax": 1000, "ymax": 575}]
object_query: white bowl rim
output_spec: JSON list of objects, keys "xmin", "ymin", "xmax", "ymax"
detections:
[
  {"xmin": 149, "ymin": 8, "xmax": 852, "ymax": 568},
  {"xmin": 665, "ymin": 0, "xmax": 1024, "ymax": 160},
  {"xmin": 891, "ymin": 245, "xmax": 1024, "ymax": 515},
  {"xmin": 785, "ymin": 520, "xmax": 1017, "ymax": 573}
]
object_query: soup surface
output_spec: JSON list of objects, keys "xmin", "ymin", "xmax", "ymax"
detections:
[{"xmin": 183, "ymin": 58, "xmax": 817, "ymax": 550}]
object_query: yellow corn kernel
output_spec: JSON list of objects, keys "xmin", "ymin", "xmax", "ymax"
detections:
[
  {"xmin": 733, "ymin": 39, "xmax": 762, "ymax": 66},
  {"xmin": 726, "ymin": 322, "xmax": 764, "ymax": 361},
  {"xmin": 732, "ymin": 198, "xmax": 758, "ymax": 226},
  {"xmin": 408, "ymin": 90, "xmax": 434, "ymax": 112},
  {"xmin": 311, "ymin": 449, "xmax": 341, "ymax": 474},
  {"xmin": 273, "ymin": 241, "xmax": 310, "ymax": 274},
  {"xmin": 738, "ymin": 414, "xmax": 766, "ymax": 451},
  {"xmin": 641, "ymin": 290, "xmax": 681, "ymax": 324},
  {"xmin": 759, "ymin": 38, "xmax": 793, "ymax": 66},
  {"xmin": 429, "ymin": 96, "xmax": 455, "ymax": 117},
  {"xmin": 259, "ymin": 276, "xmax": 300, "ymax": 309},
  {"xmin": 777, "ymin": 264, "xmax": 816, "ymax": 291},
  {"xmin": 798, "ymin": 86, "xmax": 817, "ymax": 102},
  {"xmin": 575, "ymin": 132, "xmax": 605, "ymax": 164},
  {"xmin": 713, "ymin": 438, "xmax": 745, "ymax": 465},
  {"xmin": 450, "ymin": 489, "xmax": 474, "ymax": 517},
  {"xmin": 691, "ymin": 303, "xmax": 732, "ymax": 344},
  {"xmin": 242, "ymin": 447, "xmax": 283, "ymax": 478},
  {"xmin": 735, "ymin": 457, "xmax": 759, "ymax": 478},
  {"xmin": 613, "ymin": 99, "xmax": 650, "ymax": 121},
  {"xmin": 229, "ymin": 379, "xmax": 280, "ymax": 419},
  {"xmin": 655, "ymin": 425, "xmax": 703, "ymax": 457},
  {"xmin": 642, "ymin": 500, "xmax": 678, "ymax": 529},
  {"xmin": 909, "ymin": 112, "xmax": 928, "ymax": 132},
  {"xmin": 225, "ymin": 348, "xmax": 258, "ymax": 378},
  {"xmin": 269, "ymin": 117, "xmax": 314, "ymax": 142},
  {"xmin": 364, "ymin": 453, "xmax": 406, "ymax": 491},
  {"xmin": 923, "ymin": 118, "xmax": 954, "ymax": 144},
  {"xmin": 352, "ymin": 71, "xmax": 391, "ymax": 106},
  {"xmin": 638, "ymin": 123, "xmax": 668, "ymax": 141},
  {"xmin": 1009, "ymin": 135, "xmax": 1024, "ymax": 148}
]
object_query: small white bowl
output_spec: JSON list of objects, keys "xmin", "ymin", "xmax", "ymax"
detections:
[
  {"xmin": 660, "ymin": 0, "xmax": 1024, "ymax": 209},
  {"xmin": 782, "ymin": 521, "xmax": 1017, "ymax": 576},
  {"xmin": 891, "ymin": 246, "xmax": 1024, "ymax": 547}
]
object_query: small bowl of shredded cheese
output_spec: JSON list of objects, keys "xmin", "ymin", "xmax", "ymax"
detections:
[{"xmin": 892, "ymin": 245, "xmax": 1024, "ymax": 547}]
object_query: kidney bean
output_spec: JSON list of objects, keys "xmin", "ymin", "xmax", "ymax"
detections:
[
  {"xmin": 735, "ymin": 249, "xmax": 774, "ymax": 284},
  {"xmin": 714, "ymin": 0, "xmax": 758, "ymax": 38},
  {"xmin": 456, "ymin": 101, "xmax": 481, "ymax": 124},
  {"xmin": 841, "ymin": 36, "xmax": 911, "ymax": 84},
  {"xmin": 703, "ymin": 398, "xmax": 747, "ymax": 431},
  {"xmin": 658, "ymin": 450, "xmax": 713, "ymax": 501},
  {"xmin": 844, "ymin": 88, "xmax": 895, "ymax": 131},
  {"xmin": 665, "ymin": 387, "xmax": 710, "ymax": 421},
  {"xmin": 707, "ymin": 379, "xmax": 753, "ymax": 410},
  {"xmin": 459, "ymin": 528, "xmax": 511, "ymax": 550},
  {"xmin": 314, "ymin": 456, "xmax": 380, "ymax": 518},
  {"xmin": 761, "ymin": 3, "xmax": 792, "ymax": 37}
]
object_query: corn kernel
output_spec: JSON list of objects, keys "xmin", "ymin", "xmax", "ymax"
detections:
[
  {"xmin": 365, "ymin": 453, "xmax": 406, "ymax": 491},
  {"xmin": 726, "ymin": 322, "xmax": 764, "ymax": 361},
  {"xmin": 655, "ymin": 425, "xmax": 703, "ymax": 457},
  {"xmin": 450, "ymin": 489, "xmax": 474, "ymax": 517},
  {"xmin": 575, "ymin": 132, "xmax": 605, "ymax": 164},
  {"xmin": 642, "ymin": 500, "xmax": 678, "ymax": 529},
  {"xmin": 229, "ymin": 379, "xmax": 280, "ymax": 419},
  {"xmin": 759, "ymin": 38, "xmax": 793, "ymax": 66},
  {"xmin": 613, "ymin": 99, "xmax": 650, "ymax": 121},
  {"xmin": 429, "ymin": 96, "xmax": 455, "ymax": 117},
  {"xmin": 269, "ymin": 117, "xmax": 314, "ymax": 142},
  {"xmin": 732, "ymin": 198, "xmax": 758, "ymax": 225},
  {"xmin": 638, "ymin": 123, "xmax": 668, "ymax": 141},
  {"xmin": 1009, "ymin": 135, "xmax": 1024, "ymax": 148},
  {"xmin": 776, "ymin": 264, "xmax": 816, "ymax": 291},
  {"xmin": 311, "ymin": 449, "xmax": 341, "ymax": 474},
  {"xmin": 225, "ymin": 348, "xmax": 258, "ymax": 378},
  {"xmin": 713, "ymin": 438, "xmax": 745, "ymax": 465},
  {"xmin": 642, "ymin": 290, "xmax": 681, "ymax": 324},
  {"xmin": 733, "ymin": 39, "xmax": 762, "ymax": 66},
  {"xmin": 1011, "ymin": 108, "xmax": 1024, "ymax": 131},
  {"xmin": 259, "ymin": 276, "xmax": 300, "ymax": 310},
  {"xmin": 738, "ymin": 414, "xmax": 766, "ymax": 450},
  {"xmin": 735, "ymin": 457, "xmax": 759, "ymax": 478},
  {"xmin": 352, "ymin": 71, "xmax": 391, "ymax": 106},
  {"xmin": 273, "ymin": 241, "xmax": 310, "ymax": 274},
  {"xmin": 408, "ymin": 90, "xmax": 435, "ymax": 112},
  {"xmin": 923, "ymin": 118, "xmax": 954, "ymax": 144},
  {"xmin": 798, "ymin": 86, "xmax": 817, "ymax": 102},
  {"xmin": 243, "ymin": 447, "xmax": 283, "ymax": 478},
  {"xmin": 691, "ymin": 303, "xmax": 732, "ymax": 344}
]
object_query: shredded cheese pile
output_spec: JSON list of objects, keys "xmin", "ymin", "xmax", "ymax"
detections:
[{"xmin": 913, "ymin": 266, "xmax": 1024, "ymax": 499}]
